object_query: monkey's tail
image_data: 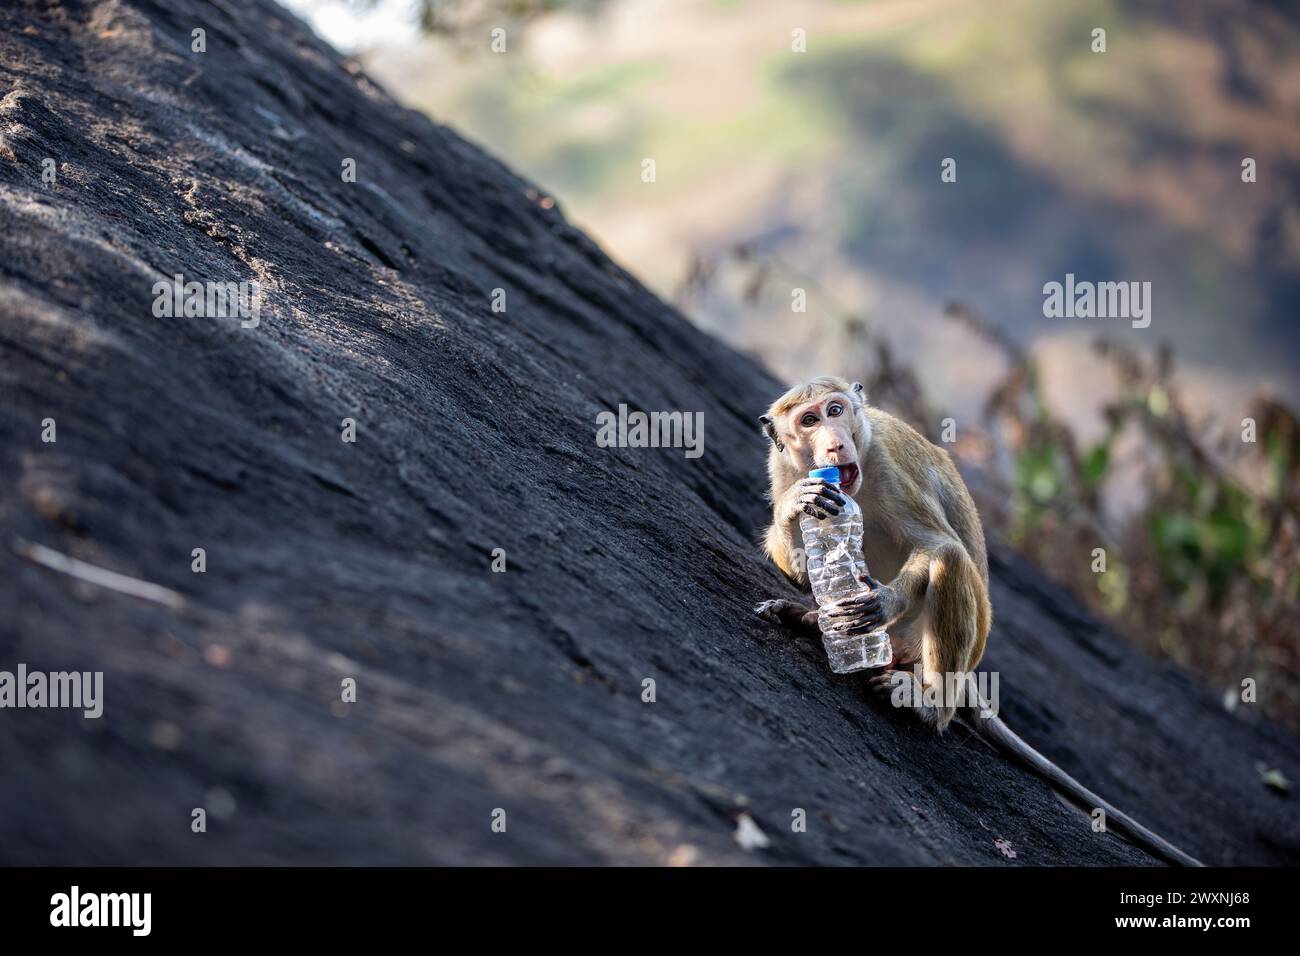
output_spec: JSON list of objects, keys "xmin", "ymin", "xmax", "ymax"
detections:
[{"xmin": 958, "ymin": 702, "xmax": 1203, "ymax": 867}]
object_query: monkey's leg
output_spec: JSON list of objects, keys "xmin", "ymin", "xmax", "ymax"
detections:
[
  {"xmin": 869, "ymin": 543, "xmax": 988, "ymax": 732},
  {"xmin": 869, "ymin": 665, "xmax": 937, "ymax": 726},
  {"xmin": 867, "ymin": 618, "xmax": 929, "ymax": 714},
  {"xmin": 918, "ymin": 542, "xmax": 989, "ymax": 730},
  {"xmin": 753, "ymin": 599, "xmax": 820, "ymax": 637}
]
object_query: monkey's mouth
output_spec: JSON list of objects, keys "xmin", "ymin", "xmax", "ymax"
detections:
[{"xmin": 837, "ymin": 463, "xmax": 860, "ymax": 489}]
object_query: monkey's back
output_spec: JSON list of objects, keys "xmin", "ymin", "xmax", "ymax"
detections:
[{"xmin": 864, "ymin": 407, "xmax": 990, "ymax": 586}]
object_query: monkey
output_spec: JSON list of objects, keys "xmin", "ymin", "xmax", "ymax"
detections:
[
  {"xmin": 757, "ymin": 374, "xmax": 991, "ymax": 732},
  {"xmin": 753, "ymin": 375, "xmax": 1202, "ymax": 867}
]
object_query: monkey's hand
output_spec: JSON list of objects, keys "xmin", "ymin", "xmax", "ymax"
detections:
[
  {"xmin": 820, "ymin": 574, "xmax": 904, "ymax": 634},
  {"xmin": 776, "ymin": 477, "xmax": 845, "ymax": 523}
]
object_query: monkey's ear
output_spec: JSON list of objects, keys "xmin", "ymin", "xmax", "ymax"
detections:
[
  {"xmin": 758, "ymin": 415, "xmax": 784, "ymax": 452},
  {"xmin": 851, "ymin": 382, "xmax": 866, "ymax": 406}
]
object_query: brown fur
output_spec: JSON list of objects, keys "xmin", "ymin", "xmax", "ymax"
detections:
[{"xmin": 761, "ymin": 375, "xmax": 991, "ymax": 731}]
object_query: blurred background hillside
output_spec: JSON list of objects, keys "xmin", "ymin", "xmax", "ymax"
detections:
[{"xmin": 282, "ymin": 0, "xmax": 1300, "ymax": 734}]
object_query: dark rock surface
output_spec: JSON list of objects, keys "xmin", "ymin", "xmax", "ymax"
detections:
[{"xmin": 1, "ymin": 0, "xmax": 1296, "ymax": 865}]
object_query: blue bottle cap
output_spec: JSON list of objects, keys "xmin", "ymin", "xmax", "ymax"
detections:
[{"xmin": 809, "ymin": 466, "xmax": 840, "ymax": 483}]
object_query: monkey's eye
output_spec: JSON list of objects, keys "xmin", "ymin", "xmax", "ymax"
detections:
[
  {"xmin": 800, "ymin": 413, "xmax": 818, "ymax": 427},
  {"xmin": 827, "ymin": 403, "xmax": 843, "ymax": 417}
]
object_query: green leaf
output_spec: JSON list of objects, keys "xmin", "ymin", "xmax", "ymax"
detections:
[{"xmin": 1081, "ymin": 444, "xmax": 1110, "ymax": 487}]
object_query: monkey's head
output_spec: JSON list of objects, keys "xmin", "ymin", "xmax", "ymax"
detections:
[{"xmin": 760, "ymin": 375, "xmax": 872, "ymax": 495}]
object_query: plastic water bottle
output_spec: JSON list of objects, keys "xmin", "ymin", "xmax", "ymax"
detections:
[{"xmin": 799, "ymin": 465, "xmax": 892, "ymax": 673}]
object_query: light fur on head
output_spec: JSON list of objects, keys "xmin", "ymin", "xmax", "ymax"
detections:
[{"xmin": 760, "ymin": 375, "xmax": 872, "ymax": 494}]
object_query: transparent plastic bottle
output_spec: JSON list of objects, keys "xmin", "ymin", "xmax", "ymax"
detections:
[{"xmin": 799, "ymin": 465, "xmax": 892, "ymax": 673}]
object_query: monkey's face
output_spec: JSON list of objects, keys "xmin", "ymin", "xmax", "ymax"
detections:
[{"xmin": 784, "ymin": 392, "xmax": 863, "ymax": 494}]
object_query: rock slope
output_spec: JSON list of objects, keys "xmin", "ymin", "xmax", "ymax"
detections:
[{"xmin": 1, "ymin": 0, "xmax": 1296, "ymax": 864}]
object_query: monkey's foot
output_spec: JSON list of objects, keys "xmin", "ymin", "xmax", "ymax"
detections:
[
  {"xmin": 868, "ymin": 670, "xmax": 901, "ymax": 697},
  {"xmin": 869, "ymin": 668, "xmax": 945, "ymax": 730},
  {"xmin": 754, "ymin": 599, "xmax": 800, "ymax": 624},
  {"xmin": 754, "ymin": 599, "xmax": 819, "ymax": 635}
]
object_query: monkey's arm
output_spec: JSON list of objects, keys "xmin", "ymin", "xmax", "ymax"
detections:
[
  {"xmin": 763, "ymin": 518, "xmax": 803, "ymax": 583},
  {"xmin": 763, "ymin": 476, "xmax": 845, "ymax": 584},
  {"xmin": 820, "ymin": 534, "xmax": 937, "ymax": 663},
  {"xmin": 758, "ymin": 475, "xmax": 847, "ymax": 635},
  {"xmin": 830, "ymin": 453, "xmax": 991, "ymax": 675},
  {"xmin": 834, "ymin": 463, "xmax": 956, "ymax": 629}
]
